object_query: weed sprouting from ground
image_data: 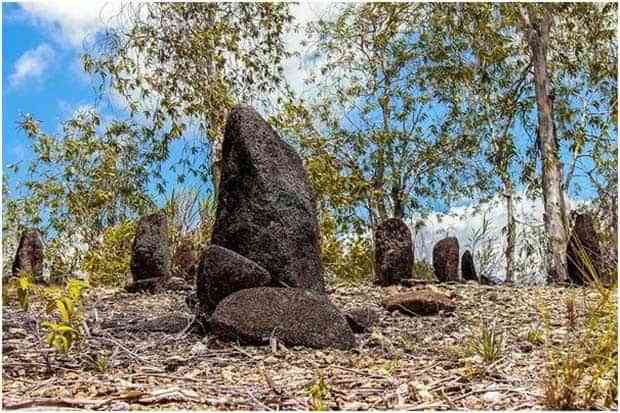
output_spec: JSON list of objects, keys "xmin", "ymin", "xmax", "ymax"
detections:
[{"xmin": 466, "ymin": 318, "xmax": 504, "ymax": 363}]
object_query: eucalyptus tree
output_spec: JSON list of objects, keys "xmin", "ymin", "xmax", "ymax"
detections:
[
  {"xmin": 419, "ymin": 3, "xmax": 617, "ymax": 283},
  {"xmin": 83, "ymin": 2, "xmax": 294, "ymax": 193},
  {"xmin": 278, "ymin": 3, "xmax": 481, "ymax": 234}
]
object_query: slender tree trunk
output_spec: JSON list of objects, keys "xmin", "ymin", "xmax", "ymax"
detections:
[
  {"xmin": 503, "ymin": 179, "xmax": 515, "ymax": 283},
  {"xmin": 521, "ymin": 6, "xmax": 569, "ymax": 283}
]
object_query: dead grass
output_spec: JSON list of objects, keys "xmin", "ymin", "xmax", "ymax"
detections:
[{"xmin": 2, "ymin": 283, "xmax": 616, "ymax": 410}]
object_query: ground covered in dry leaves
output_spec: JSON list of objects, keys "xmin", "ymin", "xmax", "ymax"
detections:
[{"xmin": 1, "ymin": 283, "xmax": 607, "ymax": 410}]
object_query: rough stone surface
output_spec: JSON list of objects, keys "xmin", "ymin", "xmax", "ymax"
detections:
[
  {"xmin": 566, "ymin": 212, "xmax": 603, "ymax": 285},
  {"xmin": 374, "ymin": 218, "xmax": 414, "ymax": 286},
  {"xmin": 461, "ymin": 250, "xmax": 477, "ymax": 282},
  {"xmin": 211, "ymin": 106, "xmax": 325, "ymax": 294},
  {"xmin": 433, "ymin": 237, "xmax": 460, "ymax": 282},
  {"xmin": 129, "ymin": 211, "xmax": 171, "ymax": 290},
  {"xmin": 210, "ymin": 287, "xmax": 356, "ymax": 350},
  {"xmin": 382, "ymin": 289, "xmax": 456, "ymax": 316},
  {"xmin": 12, "ymin": 229, "xmax": 44, "ymax": 281},
  {"xmin": 345, "ymin": 307, "xmax": 380, "ymax": 333},
  {"xmin": 173, "ymin": 237, "xmax": 198, "ymax": 282},
  {"xmin": 196, "ymin": 245, "xmax": 271, "ymax": 315}
]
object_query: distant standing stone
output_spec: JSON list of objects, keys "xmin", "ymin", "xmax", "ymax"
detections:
[
  {"xmin": 12, "ymin": 229, "xmax": 44, "ymax": 281},
  {"xmin": 433, "ymin": 237, "xmax": 460, "ymax": 282},
  {"xmin": 210, "ymin": 287, "xmax": 356, "ymax": 350},
  {"xmin": 374, "ymin": 218, "xmax": 414, "ymax": 286},
  {"xmin": 196, "ymin": 245, "xmax": 271, "ymax": 316},
  {"xmin": 566, "ymin": 212, "xmax": 603, "ymax": 285},
  {"xmin": 211, "ymin": 106, "xmax": 325, "ymax": 293},
  {"xmin": 461, "ymin": 250, "xmax": 477, "ymax": 282},
  {"xmin": 129, "ymin": 211, "xmax": 171, "ymax": 290},
  {"xmin": 173, "ymin": 236, "xmax": 198, "ymax": 283}
]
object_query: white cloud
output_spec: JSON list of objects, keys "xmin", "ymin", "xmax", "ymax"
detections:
[
  {"xmin": 9, "ymin": 43, "xmax": 55, "ymax": 88},
  {"xmin": 18, "ymin": 1, "xmax": 123, "ymax": 48}
]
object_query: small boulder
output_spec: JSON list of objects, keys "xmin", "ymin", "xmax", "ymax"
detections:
[
  {"xmin": 196, "ymin": 245, "xmax": 271, "ymax": 315},
  {"xmin": 12, "ymin": 229, "xmax": 44, "ymax": 281},
  {"xmin": 566, "ymin": 212, "xmax": 603, "ymax": 285},
  {"xmin": 374, "ymin": 218, "xmax": 414, "ymax": 286},
  {"xmin": 382, "ymin": 289, "xmax": 456, "ymax": 316},
  {"xmin": 211, "ymin": 106, "xmax": 325, "ymax": 294},
  {"xmin": 345, "ymin": 307, "xmax": 380, "ymax": 333},
  {"xmin": 210, "ymin": 287, "xmax": 356, "ymax": 350},
  {"xmin": 129, "ymin": 211, "xmax": 171, "ymax": 291},
  {"xmin": 433, "ymin": 237, "xmax": 460, "ymax": 282},
  {"xmin": 461, "ymin": 250, "xmax": 477, "ymax": 282}
]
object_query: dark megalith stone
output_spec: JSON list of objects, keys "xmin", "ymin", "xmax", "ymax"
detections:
[
  {"xmin": 382, "ymin": 289, "xmax": 456, "ymax": 316},
  {"xmin": 374, "ymin": 218, "xmax": 414, "ymax": 286},
  {"xmin": 433, "ymin": 237, "xmax": 460, "ymax": 282},
  {"xmin": 128, "ymin": 211, "xmax": 171, "ymax": 291},
  {"xmin": 210, "ymin": 287, "xmax": 356, "ymax": 350},
  {"xmin": 461, "ymin": 250, "xmax": 477, "ymax": 282},
  {"xmin": 211, "ymin": 106, "xmax": 325, "ymax": 294},
  {"xmin": 196, "ymin": 245, "xmax": 271, "ymax": 316},
  {"xmin": 345, "ymin": 307, "xmax": 380, "ymax": 333},
  {"xmin": 566, "ymin": 212, "xmax": 603, "ymax": 285},
  {"xmin": 12, "ymin": 229, "xmax": 44, "ymax": 281},
  {"xmin": 173, "ymin": 237, "xmax": 198, "ymax": 283}
]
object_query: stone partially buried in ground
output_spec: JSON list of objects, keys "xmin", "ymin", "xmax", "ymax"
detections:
[
  {"xmin": 461, "ymin": 250, "xmax": 477, "ymax": 282},
  {"xmin": 374, "ymin": 218, "xmax": 414, "ymax": 286},
  {"xmin": 12, "ymin": 229, "xmax": 44, "ymax": 281},
  {"xmin": 345, "ymin": 307, "xmax": 380, "ymax": 333},
  {"xmin": 129, "ymin": 211, "xmax": 171, "ymax": 291},
  {"xmin": 566, "ymin": 212, "xmax": 603, "ymax": 285},
  {"xmin": 196, "ymin": 245, "xmax": 271, "ymax": 315},
  {"xmin": 211, "ymin": 106, "xmax": 325, "ymax": 294},
  {"xmin": 210, "ymin": 287, "xmax": 356, "ymax": 350},
  {"xmin": 433, "ymin": 237, "xmax": 460, "ymax": 282},
  {"xmin": 382, "ymin": 288, "xmax": 456, "ymax": 316}
]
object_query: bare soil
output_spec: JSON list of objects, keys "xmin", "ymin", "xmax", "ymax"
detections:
[{"xmin": 1, "ymin": 282, "xmax": 607, "ymax": 410}]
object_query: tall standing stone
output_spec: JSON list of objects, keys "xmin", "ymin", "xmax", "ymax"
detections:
[
  {"xmin": 129, "ymin": 211, "xmax": 171, "ymax": 289},
  {"xmin": 12, "ymin": 229, "xmax": 44, "ymax": 281},
  {"xmin": 374, "ymin": 218, "xmax": 414, "ymax": 286},
  {"xmin": 566, "ymin": 212, "xmax": 603, "ymax": 285},
  {"xmin": 461, "ymin": 250, "xmax": 477, "ymax": 282},
  {"xmin": 211, "ymin": 106, "xmax": 325, "ymax": 293},
  {"xmin": 433, "ymin": 237, "xmax": 459, "ymax": 282}
]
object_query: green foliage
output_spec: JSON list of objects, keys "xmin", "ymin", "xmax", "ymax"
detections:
[
  {"xmin": 467, "ymin": 318, "xmax": 505, "ymax": 363},
  {"xmin": 526, "ymin": 328, "xmax": 545, "ymax": 346},
  {"xmin": 15, "ymin": 273, "xmax": 34, "ymax": 311},
  {"xmin": 413, "ymin": 260, "xmax": 434, "ymax": 281},
  {"xmin": 41, "ymin": 279, "xmax": 89, "ymax": 353},
  {"xmin": 320, "ymin": 212, "xmax": 372, "ymax": 285},
  {"xmin": 307, "ymin": 372, "xmax": 330, "ymax": 411},
  {"xmin": 82, "ymin": 220, "xmax": 135, "ymax": 287}
]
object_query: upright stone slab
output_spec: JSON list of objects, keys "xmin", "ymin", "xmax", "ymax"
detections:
[
  {"xmin": 12, "ymin": 229, "xmax": 44, "ymax": 281},
  {"xmin": 374, "ymin": 218, "xmax": 414, "ymax": 286},
  {"xmin": 129, "ymin": 211, "xmax": 171, "ymax": 290},
  {"xmin": 211, "ymin": 106, "xmax": 325, "ymax": 293},
  {"xmin": 461, "ymin": 250, "xmax": 477, "ymax": 282},
  {"xmin": 566, "ymin": 212, "xmax": 603, "ymax": 285},
  {"xmin": 433, "ymin": 237, "xmax": 459, "ymax": 282}
]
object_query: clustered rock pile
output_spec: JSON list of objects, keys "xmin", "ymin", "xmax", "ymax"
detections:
[{"xmin": 374, "ymin": 218, "xmax": 414, "ymax": 286}]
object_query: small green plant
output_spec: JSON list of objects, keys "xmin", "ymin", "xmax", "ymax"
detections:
[
  {"xmin": 15, "ymin": 273, "xmax": 34, "ymax": 310},
  {"xmin": 41, "ymin": 278, "xmax": 89, "ymax": 353},
  {"xmin": 307, "ymin": 372, "xmax": 330, "ymax": 411},
  {"xmin": 413, "ymin": 260, "xmax": 434, "ymax": 281},
  {"xmin": 92, "ymin": 353, "xmax": 109, "ymax": 372},
  {"xmin": 526, "ymin": 328, "xmax": 545, "ymax": 346},
  {"xmin": 565, "ymin": 292, "xmax": 577, "ymax": 331},
  {"xmin": 467, "ymin": 318, "xmax": 504, "ymax": 363}
]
